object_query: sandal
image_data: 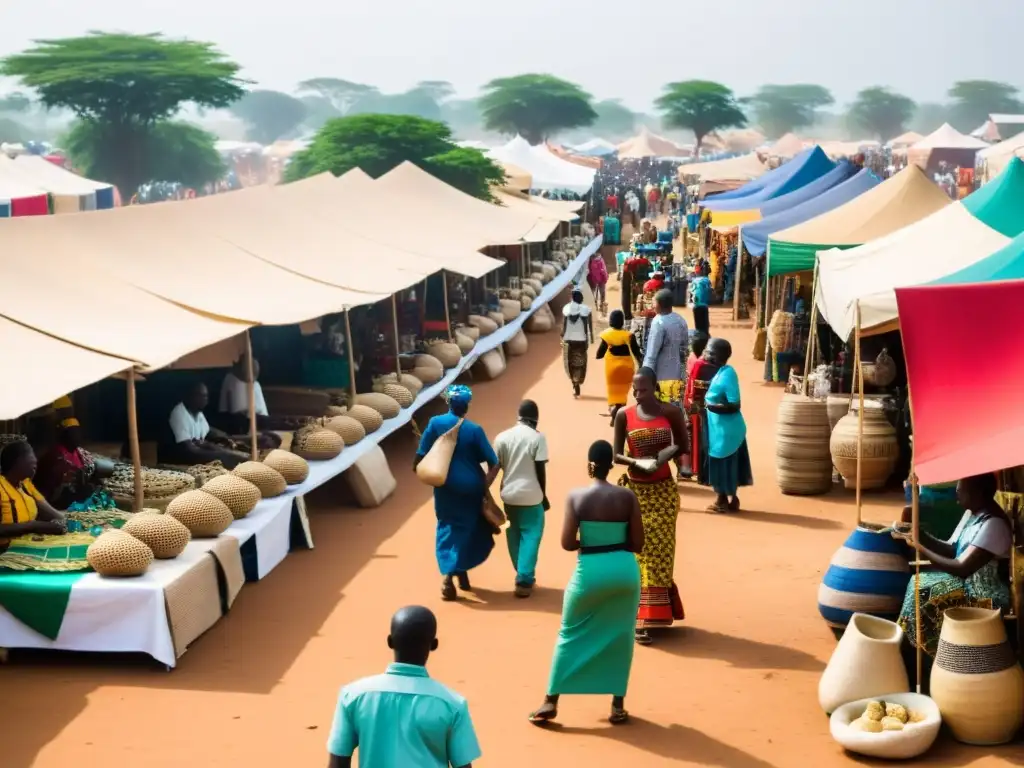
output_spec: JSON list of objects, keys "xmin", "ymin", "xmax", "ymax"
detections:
[
  {"xmin": 609, "ymin": 706, "xmax": 629, "ymax": 725},
  {"xmin": 634, "ymin": 629, "xmax": 652, "ymax": 645},
  {"xmin": 455, "ymin": 572, "xmax": 471, "ymax": 591},
  {"xmin": 705, "ymin": 503, "xmax": 729, "ymax": 514},
  {"xmin": 528, "ymin": 702, "xmax": 558, "ymax": 725},
  {"xmin": 728, "ymin": 497, "xmax": 741, "ymax": 512},
  {"xmin": 441, "ymin": 579, "xmax": 457, "ymax": 601}
]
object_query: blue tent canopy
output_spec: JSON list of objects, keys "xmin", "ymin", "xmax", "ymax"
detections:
[
  {"xmin": 700, "ymin": 155, "xmax": 790, "ymax": 202},
  {"xmin": 744, "ymin": 168, "xmax": 881, "ymax": 258},
  {"xmin": 703, "ymin": 146, "xmax": 836, "ymax": 212},
  {"xmin": 757, "ymin": 160, "xmax": 859, "ymax": 217}
]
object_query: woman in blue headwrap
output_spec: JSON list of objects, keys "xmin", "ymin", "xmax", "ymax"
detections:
[{"xmin": 415, "ymin": 384, "xmax": 501, "ymax": 600}]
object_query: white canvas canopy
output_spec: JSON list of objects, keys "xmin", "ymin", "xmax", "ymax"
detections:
[
  {"xmin": 487, "ymin": 136, "xmax": 595, "ymax": 194},
  {"xmin": 10, "ymin": 155, "xmax": 112, "ymax": 193},
  {"xmin": 979, "ymin": 130, "xmax": 1024, "ymax": 178},
  {"xmin": 909, "ymin": 123, "xmax": 989, "ymax": 151}
]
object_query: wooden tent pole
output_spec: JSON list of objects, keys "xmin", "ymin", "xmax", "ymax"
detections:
[
  {"xmin": 855, "ymin": 301, "xmax": 864, "ymax": 527},
  {"xmin": 801, "ymin": 261, "xmax": 820, "ymax": 397},
  {"xmin": 126, "ymin": 367, "xmax": 143, "ymax": 513},
  {"xmin": 733, "ymin": 230, "xmax": 743, "ymax": 322},
  {"xmin": 245, "ymin": 330, "xmax": 258, "ymax": 461},
  {"xmin": 391, "ymin": 295, "xmax": 403, "ymax": 378},
  {"xmin": 441, "ymin": 270, "xmax": 453, "ymax": 342},
  {"xmin": 343, "ymin": 309, "xmax": 357, "ymax": 405}
]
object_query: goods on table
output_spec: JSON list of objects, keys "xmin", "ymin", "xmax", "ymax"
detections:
[
  {"xmin": 200, "ymin": 474, "xmax": 261, "ymax": 518},
  {"xmin": 524, "ymin": 305, "xmax": 554, "ymax": 333},
  {"xmin": 929, "ymin": 607, "xmax": 1024, "ymax": 745},
  {"xmin": 106, "ymin": 464, "xmax": 196, "ymax": 511},
  {"xmin": 456, "ymin": 323, "xmax": 480, "ymax": 341},
  {"xmin": 264, "ymin": 448, "xmax": 311, "ymax": 483},
  {"xmin": 530, "ymin": 271, "xmax": 545, "ymax": 285},
  {"xmin": 819, "ymin": 613, "xmax": 909, "ymax": 713},
  {"xmin": 504, "ymin": 330, "xmax": 528, "ymax": 357},
  {"xmin": 123, "ymin": 511, "xmax": 192, "ymax": 558},
  {"xmin": 830, "ymin": 400, "xmax": 899, "ymax": 490},
  {"xmin": 87, "ymin": 530, "xmax": 154, "ymax": 577},
  {"xmin": 524, "ymin": 278, "xmax": 543, "ymax": 294},
  {"xmin": 472, "ymin": 349, "xmax": 506, "ymax": 381},
  {"xmin": 376, "ymin": 372, "xmax": 423, "ymax": 397},
  {"xmin": 775, "ymin": 395, "xmax": 832, "ymax": 495},
  {"xmin": 530, "ymin": 260, "xmax": 544, "ymax": 274},
  {"xmin": 862, "ymin": 348, "xmax": 897, "ymax": 388},
  {"xmin": 373, "ymin": 382, "xmax": 414, "ymax": 408},
  {"xmin": 425, "ymin": 340, "xmax": 462, "ymax": 369},
  {"xmin": 410, "ymin": 364, "xmax": 443, "ymax": 385},
  {"xmin": 343, "ymin": 445, "xmax": 397, "ymax": 508},
  {"xmin": 818, "ymin": 525, "xmax": 910, "ymax": 631},
  {"xmin": 322, "ymin": 415, "xmax": 365, "ymax": 445},
  {"xmin": 354, "ymin": 392, "xmax": 401, "ymax": 420},
  {"xmin": 291, "ymin": 427, "xmax": 343, "ymax": 461},
  {"xmin": 454, "ymin": 332, "xmax": 475, "ymax": 354},
  {"xmin": 520, "ymin": 294, "xmax": 533, "ymax": 310},
  {"xmin": 829, "ymin": 694, "xmax": 941, "ymax": 760},
  {"xmin": 487, "ymin": 311, "xmax": 505, "ymax": 328},
  {"xmin": 540, "ymin": 263, "xmax": 557, "ymax": 281},
  {"xmin": 468, "ymin": 314, "xmax": 498, "ymax": 335},
  {"xmin": 0, "ymin": 531, "xmax": 96, "ymax": 571},
  {"xmin": 167, "ymin": 490, "xmax": 234, "ymax": 536},
  {"xmin": 343, "ymin": 403, "xmax": 384, "ymax": 433},
  {"xmin": 499, "ymin": 299, "xmax": 521, "ymax": 322},
  {"xmin": 232, "ymin": 461, "xmax": 287, "ymax": 498},
  {"xmin": 521, "ymin": 284, "xmax": 537, "ymax": 301},
  {"xmin": 324, "ymin": 405, "xmax": 347, "ymax": 417}
]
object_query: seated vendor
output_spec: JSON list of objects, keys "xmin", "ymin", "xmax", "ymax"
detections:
[
  {"xmin": 0, "ymin": 440, "xmax": 67, "ymax": 550},
  {"xmin": 217, "ymin": 356, "xmax": 282, "ymax": 449},
  {"xmin": 159, "ymin": 382, "xmax": 247, "ymax": 469},
  {"xmin": 895, "ymin": 472, "xmax": 1012, "ymax": 679},
  {"xmin": 35, "ymin": 397, "xmax": 115, "ymax": 511}
]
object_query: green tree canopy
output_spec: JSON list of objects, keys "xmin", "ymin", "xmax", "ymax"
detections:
[
  {"xmin": 440, "ymin": 98, "xmax": 483, "ymax": 138},
  {"xmin": 297, "ymin": 78, "xmax": 377, "ymax": 115},
  {"xmin": 415, "ymin": 81, "xmax": 455, "ymax": 103},
  {"xmin": 0, "ymin": 32, "xmax": 245, "ymax": 195},
  {"xmin": 948, "ymin": 80, "xmax": 1023, "ymax": 132},
  {"xmin": 230, "ymin": 89, "xmax": 308, "ymax": 144},
  {"xmin": 284, "ymin": 114, "xmax": 505, "ymax": 201},
  {"xmin": 352, "ymin": 88, "xmax": 443, "ymax": 121},
  {"xmin": 846, "ymin": 86, "xmax": 917, "ymax": 141},
  {"xmin": 656, "ymin": 80, "xmax": 746, "ymax": 152},
  {"xmin": 591, "ymin": 99, "xmax": 636, "ymax": 139},
  {"xmin": 479, "ymin": 74, "xmax": 596, "ymax": 144},
  {"xmin": 745, "ymin": 84, "xmax": 834, "ymax": 139}
]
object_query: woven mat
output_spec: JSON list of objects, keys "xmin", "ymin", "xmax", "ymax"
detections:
[{"xmin": 162, "ymin": 538, "xmax": 244, "ymax": 660}]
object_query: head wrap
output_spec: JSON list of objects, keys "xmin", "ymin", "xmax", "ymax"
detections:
[
  {"xmin": 53, "ymin": 395, "xmax": 79, "ymax": 428},
  {"xmin": 443, "ymin": 384, "xmax": 473, "ymax": 408}
]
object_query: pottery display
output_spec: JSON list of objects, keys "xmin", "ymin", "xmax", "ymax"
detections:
[
  {"xmin": 775, "ymin": 395, "xmax": 832, "ymax": 495},
  {"xmin": 829, "ymin": 692, "xmax": 941, "ymax": 760},
  {"xmin": 829, "ymin": 400, "xmax": 898, "ymax": 490},
  {"xmin": 819, "ymin": 613, "xmax": 910, "ymax": 713},
  {"xmin": 818, "ymin": 525, "xmax": 910, "ymax": 632},
  {"xmin": 930, "ymin": 607, "xmax": 1024, "ymax": 745}
]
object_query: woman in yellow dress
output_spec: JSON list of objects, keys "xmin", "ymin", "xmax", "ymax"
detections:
[
  {"xmin": 596, "ymin": 310, "xmax": 643, "ymax": 426},
  {"xmin": 0, "ymin": 441, "xmax": 67, "ymax": 552}
]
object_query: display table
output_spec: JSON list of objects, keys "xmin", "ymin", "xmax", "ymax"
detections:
[{"xmin": 223, "ymin": 495, "xmax": 299, "ymax": 581}]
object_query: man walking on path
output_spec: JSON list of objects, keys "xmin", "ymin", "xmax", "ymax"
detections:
[
  {"xmin": 327, "ymin": 606, "xmax": 481, "ymax": 768},
  {"xmin": 494, "ymin": 400, "xmax": 550, "ymax": 597}
]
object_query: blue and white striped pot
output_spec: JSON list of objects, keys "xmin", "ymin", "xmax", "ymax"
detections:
[{"xmin": 818, "ymin": 525, "xmax": 911, "ymax": 633}]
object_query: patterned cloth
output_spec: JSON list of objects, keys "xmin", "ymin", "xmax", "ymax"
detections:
[{"xmin": 562, "ymin": 341, "xmax": 588, "ymax": 385}]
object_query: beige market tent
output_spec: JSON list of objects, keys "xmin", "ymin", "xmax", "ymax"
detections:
[
  {"xmin": 886, "ymin": 131, "xmax": 924, "ymax": 149},
  {"xmin": 498, "ymin": 160, "xmax": 532, "ymax": 191},
  {"xmin": 617, "ymin": 127, "xmax": 686, "ymax": 159},
  {"xmin": 768, "ymin": 133, "xmax": 808, "ymax": 158},
  {"xmin": 908, "ymin": 123, "xmax": 988, "ymax": 170},
  {"xmin": 677, "ymin": 153, "xmax": 767, "ymax": 183},
  {"xmin": 531, "ymin": 195, "xmax": 584, "ymax": 214},
  {"xmin": 494, "ymin": 189, "xmax": 571, "ymax": 242},
  {"xmin": 0, "ymin": 316, "xmax": 134, "ymax": 420},
  {"xmin": 979, "ymin": 130, "xmax": 1024, "ymax": 179}
]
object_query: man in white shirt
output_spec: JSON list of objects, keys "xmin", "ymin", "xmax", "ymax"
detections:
[
  {"xmin": 161, "ymin": 382, "xmax": 245, "ymax": 469},
  {"xmin": 493, "ymin": 400, "xmax": 549, "ymax": 597},
  {"xmin": 217, "ymin": 355, "xmax": 281, "ymax": 449}
]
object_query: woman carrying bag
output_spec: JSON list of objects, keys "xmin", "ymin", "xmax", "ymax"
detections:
[{"xmin": 414, "ymin": 385, "xmax": 501, "ymax": 601}]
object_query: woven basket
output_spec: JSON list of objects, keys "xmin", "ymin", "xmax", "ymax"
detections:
[
  {"xmin": 373, "ymin": 382, "xmax": 414, "ymax": 408},
  {"xmin": 376, "ymin": 372, "xmax": 423, "ymax": 397},
  {"xmin": 201, "ymin": 474, "xmax": 262, "ymax": 518},
  {"xmin": 410, "ymin": 365, "xmax": 442, "ymax": 385},
  {"xmin": 157, "ymin": 461, "xmax": 229, "ymax": 489},
  {"xmin": 264, "ymin": 448, "xmax": 311, "ymax": 483},
  {"xmin": 233, "ymin": 461, "xmax": 287, "ymax": 498},
  {"xmin": 467, "ymin": 314, "xmax": 498, "ymax": 335},
  {"xmin": 504, "ymin": 330, "xmax": 529, "ymax": 357},
  {"xmin": 541, "ymin": 263, "xmax": 558, "ymax": 280},
  {"xmin": 107, "ymin": 464, "xmax": 195, "ymax": 499},
  {"xmin": 323, "ymin": 415, "xmax": 366, "ymax": 445},
  {"xmin": 520, "ymin": 294, "xmax": 533, "ymax": 310},
  {"xmin": 457, "ymin": 324, "xmax": 480, "ymax": 341},
  {"xmin": 530, "ymin": 260, "xmax": 544, "ymax": 273},
  {"xmin": 524, "ymin": 278, "xmax": 543, "ymax": 294},
  {"xmin": 123, "ymin": 512, "xmax": 192, "ymax": 559},
  {"xmin": 768, "ymin": 310, "xmax": 794, "ymax": 352},
  {"xmin": 167, "ymin": 490, "xmax": 234, "ymax": 537},
  {"xmin": 344, "ymin": 403, "xmax": 384, "ymax": 433},
  {"xmin": 355, "ymin": 392, "xmax": 401, "ymax": 420},
  {"xmin": 499, "ymin": 299, "xmax": 521, "ymax": 322},
  {"xmin": 324, "ymin": 405, "xmax": 348, "ymax": 417},
  {"xmin": 87, "ymin": 530, "xmax": 154, "ymax": 577},
  {"xmin": 454, "ymin": 332, "xmax": 475, "ymax": 354},
  {"xmin": 414, "ymin": 352, "xmax": 444, "ymax": 371},
  {"xmin": 472, "ymin": 349, "xmax": 506, "ymax": 381},
  {"xmin": 293, "ymin": 427, "xmax": 344, "ymax": 461},
  {"xmin": 521, "ymin": 284, "xmax": 537, "ymax": 300},
  {"xmin": 425, "ymin": 341, "xmax": 462, "ymax": 369},
  {"xmin": 525, "ymin": 310, "xmax": 553, "ymax": 333},
  {"xmin": 487, "ymin": 311, "xmax": 506, "ymax": 328}
]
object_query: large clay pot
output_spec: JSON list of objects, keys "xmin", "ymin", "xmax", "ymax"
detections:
[
  {"xmin": 826, "ymin": 394, "xmax": 854, "ymax": 431},
  {"xmin": 775, "ymin": 394, "xmax": 832, "ymax": 495},
  {"xmin": 818, "ymin": 613, "xmax": 909, "ymax": 714},
  {"xmin": 817, "ymin": 525, "xmax": 911, "ymax": 632},
  {"xmin": 829, "ymin": 400, "xmax": 898, "ymax": 490},
  {"xmin": 930, "ymin": 607, "xmax": 1024, "ymax": 745}
]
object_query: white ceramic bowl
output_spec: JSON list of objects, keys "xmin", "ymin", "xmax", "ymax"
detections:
[{"xmin": 830, "ymin": 692, "xmax": 941, "ymax": 760}]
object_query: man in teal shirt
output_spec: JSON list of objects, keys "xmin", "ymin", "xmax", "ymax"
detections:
[{"xmin": 328, "ymin": 606, "xmax": 481, "ymax": 768}]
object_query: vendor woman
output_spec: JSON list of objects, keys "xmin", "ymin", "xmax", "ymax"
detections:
[
  {"xmin": 218, "ymin": 355, "xmax": 282, "ymax": 448},
  {"xmin": 160, "ymin": 382, "xmax": 247, "ymax": 469},
  {"xmin": 35, "ymin": 397, "xmax": 115, "ymax": 511},
  {"xmin": 895, "ymin": 473, "xmax": 1013, "ymax": 666},
  {"xmin": 1, "ymin": 440, "xmax": 67, "ymax": 550}
]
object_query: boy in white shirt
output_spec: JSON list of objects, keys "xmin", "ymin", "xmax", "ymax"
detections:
[{"xmin": 493, "ymin": 400, "xmax": 549, "ymax": 597}]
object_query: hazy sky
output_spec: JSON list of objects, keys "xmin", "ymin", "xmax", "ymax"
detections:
[{"xmin": 1, "ymin": 0, "xmax": 1019, "ymax": 111}]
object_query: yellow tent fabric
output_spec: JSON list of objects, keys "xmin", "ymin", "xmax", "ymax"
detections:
[{"xmin": 710, "ymin": 209, "xmax": 762, "ymax": 230}]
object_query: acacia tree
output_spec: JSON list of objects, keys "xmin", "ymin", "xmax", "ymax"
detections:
[
  {"xmin": 284, "ymin": 114, "xmax": 505, "ymax": 200},
  {"xmin": 479, "ymin": 74, "xmax": 596, "ymax": 144},
  {"xmin": 948, "ymin": 80, "xmax": 1023, "ymax": 132},
  {"xmin": 297, "ymin": 78, "xmax": 377, "ymax": 115},
  {"xmin": 847, "ymin": 87, "xmax": 916, "ymax": 141},
  {"xmin": 0, "ymin": 32, "xmax": 245, "ymax": 195},
  {"xmin": 230, "ymin": 89, "xmax": 308, "ymax": 144},
  {"xmin": 745, "ymin": 84, "xmax": 834, "ymax": 139},
  {"xmin": 656, "ymin": 80, "xmax": 746, "ymax": 154}
]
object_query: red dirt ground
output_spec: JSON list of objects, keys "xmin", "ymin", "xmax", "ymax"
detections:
[{"xmin": 4, "ymin": 303, "xmax": 1021, "ymax": 767}]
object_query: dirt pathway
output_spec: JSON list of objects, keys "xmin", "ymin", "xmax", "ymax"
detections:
[{"xmin": 4, "ymin": 298, "xmax": 1020, "ymax": 766}]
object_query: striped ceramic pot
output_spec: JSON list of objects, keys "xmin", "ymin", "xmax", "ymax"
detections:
[
  {"xmin": 817, "ymin": 525, "xmax": 911, "ymax": 635},
  {"xmin": 930, "ymin": 607, "xmax": 1024, "ymax": 745}
]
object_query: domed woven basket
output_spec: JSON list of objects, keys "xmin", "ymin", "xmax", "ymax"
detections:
[
  {"xmin": 540, "ymin": 263, "xmax": 557, "ymax": 280},
  {"xmin": 293, "ymin": 427, "xmax": 344, "ymax": 461},
  {"xmin": 487, "ymin": 311, "xmax": 506, "ymax": 328},
  {"xmin": 524, "ymin": 278, "xmax": 543, "ymax": 294},
  {"xmin": 411, "ymin": 365, "xmax": 442, "ymax": 385},
  {"xmin": 167, "ymin": 490, "xmax": 234, "ymax": 537},
  {"xmin": 323, "ymin": 415, "xmax": 366, "ymax": 445},
  {"xmin": 521, "ymin": 284, "xmax": 537, "ymax": 300},
  {"xmin": 373, "ymin": 382, "xmax": 414, "ymax": 408},
  {"xmin": 525, "ymin": 310, "xmax": 553, "ymax": 333},
  {"xmin": 201, "ymin": 474, "xmax": 262, "ymax": 518},
  {"xmin": 344, "ymin": 403, "xmax": 384, "ymax": 433},
  {"xmin": 232, "ymin": 461, "xmax": 287, "ymax": 499},
  {"xmin": 355, "ymin": 392, "xmax": 401, "ymax": 420},
  {"xmin": 467, "ymin": 314, "xmax": 498, "ymax": 335},
  {"xmin": 377, "ymin": 372, "xmax": 423, "ymax": 397},
  {"xmin": 324, "ymin": 405, "xmax": 348, "ymax": 417},
  {"xmin": 457, "ymin": 324, "xmax": 480, "ymax": 341},
  {"xmin": 472, "ymin": 349, "xmax": 506, "ymax": 381},
  {"xmin": 499, "ymin": 299, "xmax": 521, "ymax": 322},
  {"xmin": 425, "ymin": 342, "xmax": 462, "ymax": 369},
  {"xmin": 504, "ymin": 330, "xmax": 529, "ymax": 356},
  {"xmin": 519, "ymin": 294, "xmax": 533, "ymax": 310},
  {"xmin": 264, "ymin": 448, "xmax": 311, "ymax": 483},
  {"xmin": 530, "ymin": 260, "xmax": 544, "ymax": 273},
  {"xmin": 530, "ymin": 271, "xmax": 546, "ymax": 284},
  {"xmin": 123, "ymin": 512, "xmax": 192, "ymax": 559},
  {"xmin": 413, "ymin": 353, "xmax": 444, "ymax": 371},
  {"xmin": 454, "ymin": 332, "xmax": 475, "ymax": 354},
  {"xmin": 87, "ymin": 530, "xmax": 154, "ymax": 577}
]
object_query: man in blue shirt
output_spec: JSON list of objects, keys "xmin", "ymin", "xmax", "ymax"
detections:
[
  {"xmin": 642, "ymin": 289, "xmax": 690, "ymax": 393},
  {"xmin": 328, "ymin": 606, "xmax": 481, "ymax": 768}
]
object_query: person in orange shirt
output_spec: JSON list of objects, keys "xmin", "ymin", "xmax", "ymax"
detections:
[{"xmin": 646, "ymin": 185, "xmax": 660, "ymax": 216}]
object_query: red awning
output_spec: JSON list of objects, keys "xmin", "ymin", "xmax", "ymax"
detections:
[{"xmin": 896, "ymin": 280, "xmax": 1024, "ymax": 485}]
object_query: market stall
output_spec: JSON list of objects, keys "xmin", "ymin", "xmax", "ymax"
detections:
[
  {"xmin": 5, "ymin": 154, "xmax": 116, "ymax": 210},
  {"xmin": 487, "ymin": 136, "xmax": 596, "ymax": 195}
]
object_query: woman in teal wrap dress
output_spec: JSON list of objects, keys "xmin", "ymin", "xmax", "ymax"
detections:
[{"xmin": 529, "ymin": 440, "xmax": 643, "ymax": 726}]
